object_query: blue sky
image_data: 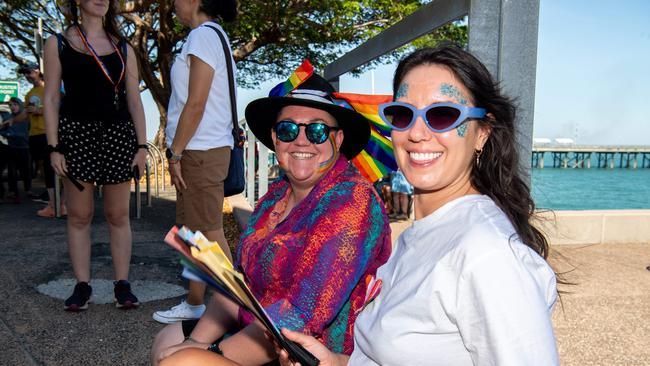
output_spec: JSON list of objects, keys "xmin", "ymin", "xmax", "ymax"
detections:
[
  {"xmin": 533, "ymin": 0, "xmax": 650, "ymax": 145},
  {"xmin": 15, "ymin": 0, "xmax": 645, "ymax": 146}
]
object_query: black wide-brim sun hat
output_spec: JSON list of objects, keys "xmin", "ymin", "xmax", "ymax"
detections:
[{"xmin": 245, "ymin": 74, "xmax": 370, "ymax": 160}]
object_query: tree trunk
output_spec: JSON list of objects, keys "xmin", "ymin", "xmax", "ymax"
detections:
[{"xmin": 153, "ymin": 100, "xmax": 167, "ymax": 150}]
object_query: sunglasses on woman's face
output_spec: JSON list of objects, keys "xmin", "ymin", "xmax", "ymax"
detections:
[
  {"xmin": 379, "ymin": 102, "xmax": 486, "ymax": 132},
  {"xmin": 273, "ymin": 120, "xmax": 340, "ymax": 145}
]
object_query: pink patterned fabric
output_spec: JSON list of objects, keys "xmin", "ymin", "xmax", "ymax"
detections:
[{"xmin": 236, "ymin": 156, "xmax": 391, "ymax": 354}]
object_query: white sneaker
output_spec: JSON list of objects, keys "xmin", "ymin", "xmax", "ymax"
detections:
[{"xmin": 152, "ymin": 300, "xmax": 206, "ymax": 324}]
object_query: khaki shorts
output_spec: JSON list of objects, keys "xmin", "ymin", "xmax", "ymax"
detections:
[{"xmin": 176, "ymin": 146, "xmax": 231, "ymax": 232}]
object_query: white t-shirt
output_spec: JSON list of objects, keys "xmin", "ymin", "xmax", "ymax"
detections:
[
  {"xmin": 349, "ymin": 195, "xmax": 559, "ymax": 366},
  {"xmin": 166, "ymin": 21, "xmax": 235, "ymax": 150}
]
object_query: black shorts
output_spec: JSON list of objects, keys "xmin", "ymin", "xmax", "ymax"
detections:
[
  {"xmin": 28, "ymin": 134, "xmax": 48, "ymax": 161},
  {"xmin": 181, "ymin": 319, "xmax": 200, "ymax": 337},
  {"xmin": 28, "ymin": 134, "xmax": 55, "ymax": 188},
  {"xmin": 59, "ymin": 117, "xmax": 137, "ymax": 185}
]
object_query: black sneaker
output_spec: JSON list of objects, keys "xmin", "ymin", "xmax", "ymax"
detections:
[
  {"xmin": 26, "ymin": 190, "xmax": 40, "ymax": 199},
  {"xmin": 114, "ymin": 280, "xmax": 140, "ymax": 309},
  {"xmin": 29, "ymin": 191, "xmax": 48, "ymax": 203},
  {"xmin": 64, "ymin": 282, "xmax": 92, "ymax": 311}
]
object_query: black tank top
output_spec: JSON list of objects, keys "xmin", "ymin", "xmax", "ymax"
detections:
[{"xmin": 58, "ymin": 35, "xmax": 130, "ymax": 122}]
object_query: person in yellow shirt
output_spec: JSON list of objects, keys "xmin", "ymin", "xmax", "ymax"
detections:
[{"xmin": 18, "ymin": 62, "xmax": 64, "ymax": 217}]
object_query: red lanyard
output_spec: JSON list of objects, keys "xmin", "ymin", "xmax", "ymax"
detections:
[{"xmin": 75, "ymin": 25, "xmax": 125, "ymax": 109}]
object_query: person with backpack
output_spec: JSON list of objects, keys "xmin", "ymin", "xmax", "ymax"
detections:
[{"xmin": 42, "ymin": 0, "xmax": 148, "ymax": 311}]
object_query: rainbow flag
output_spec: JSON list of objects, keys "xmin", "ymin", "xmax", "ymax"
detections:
[
  {"xmin": 269, "ymin": 59, "xmax": 314, "ymax": 97},
  {"xmin": 333, "ymin": 92, "xmax": 397, "ymax": 182}
]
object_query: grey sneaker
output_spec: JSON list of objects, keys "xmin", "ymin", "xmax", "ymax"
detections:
[{"xmin": 152, "ymin": 300, "xmax": 206, "ymax": 324}]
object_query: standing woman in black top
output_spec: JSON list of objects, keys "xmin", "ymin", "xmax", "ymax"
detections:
[{"xmin": 43, "ymin": 0, "xmax": 147, "ymax": 311}]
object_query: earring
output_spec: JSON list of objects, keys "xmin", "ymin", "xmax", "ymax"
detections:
[{"xmin": 475, "ymin": 148, "xmax": 483, "ymax": 167}]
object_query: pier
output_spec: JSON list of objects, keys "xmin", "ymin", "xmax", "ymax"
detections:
[{"xmin": 531, "ymin": 145, "xmax": 650, "ymax": 169}]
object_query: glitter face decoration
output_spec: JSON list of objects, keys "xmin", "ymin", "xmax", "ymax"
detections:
[
  {"xmin": 396, "ymin": 83, "xmax": 409, "ymax": 100},
  {"xmin": 456, "ymin": 122, "xmax": 468, "ymax": 137},
  {"xmin": 439, "ymin": 83, "xmax": 472, "ymax": 137},
  {"xmin": 440, "ymin": 83, "xmax": 469, "ymax": 105}
]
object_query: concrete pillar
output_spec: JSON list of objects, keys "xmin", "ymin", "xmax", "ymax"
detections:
[
  {"xmin": 577, "ymin": 154, "xmax": 583, "ymax": 168},
  {"xmin": 329, "ymin": 76, "xmax": 340, "ymax": 92},
  {"xmin": 597, "ymin": 153, "xmax": 602, "ymax": 168},
  {"xmin": 470, "ymin": 0, "xmax": 540, "ymax": 183}
]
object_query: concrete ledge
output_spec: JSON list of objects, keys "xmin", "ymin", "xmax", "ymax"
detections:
[
  {"xmin": 537, "ymin": 210, "xmax": 650, "ymax": 245},
  {"xmin": 228, "ymin": 194, "xmax": 253, "ymax": 231},
  {"xmin": 228, "ymin": 194, "xmax": 650, "ymax": 247}
]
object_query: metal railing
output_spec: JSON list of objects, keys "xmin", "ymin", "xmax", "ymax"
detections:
[
  {"xmin": 52, "ymin": 141, "xmax": 166, "ymax": 218},
  {"xmin": 243, "ymin": 123, "xmax": 272, "ymax": 208},
  {"xmin": 147, "ymin": 141, "xmax": 167, "ymax": 196}
]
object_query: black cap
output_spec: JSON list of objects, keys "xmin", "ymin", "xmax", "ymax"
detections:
[{"xmin": 18, "ymin": 62, "xmax": 40, "ymax": 74}]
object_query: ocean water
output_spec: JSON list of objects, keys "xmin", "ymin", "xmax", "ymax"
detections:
[{"xmin": 531, "ymin": 168, "xmax": 650, "ymax": 210}]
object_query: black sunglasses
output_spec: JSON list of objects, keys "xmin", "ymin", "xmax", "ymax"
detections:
[{"xmin": 273, "ymin": 120, "xmax": 340, "ymax": 145}]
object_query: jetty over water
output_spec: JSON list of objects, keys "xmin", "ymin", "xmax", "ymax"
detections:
[{"xmin": 531, "ymin": 145, "xmax": 650, "ymax": 169}]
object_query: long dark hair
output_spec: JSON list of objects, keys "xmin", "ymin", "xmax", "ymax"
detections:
[
  {"xmin": 393, "ymin": 44, "xmax": 549, "ymax": 260},
  {"xmin": 9, "ymin": 97, "xmax": 25, "ymax": 115},
  {"xmin": 199, "ymin": 0, "xmax": 238, "ymax": 22},
  {"xmin": 67, "ymin": 0, "xmax": 124, "ymax": 41}
]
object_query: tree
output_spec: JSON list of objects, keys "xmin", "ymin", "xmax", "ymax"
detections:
[
  {"xmin": 0, "ymin": 0, "xmax": 466, "ymax": 145},
  {"xmin": 0, "ymin": 1, "xmax": 60, "ymax": 66}
]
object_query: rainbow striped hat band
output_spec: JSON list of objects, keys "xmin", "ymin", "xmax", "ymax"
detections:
[{"xmin": 269, "ymin": 59, "xmax": 315, "ymax": 97}]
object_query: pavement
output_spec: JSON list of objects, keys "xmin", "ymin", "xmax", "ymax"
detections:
[
  {"xmin": 0, "ymin": 184, "xmax": 196, "ymax": 366},
  {"xmin": 549, "ymin": 243, "xmax": 650, "ymax": 365},
  {"xmin": 1, "ymin": 182, "xmax": 649, "ymax": 365}
]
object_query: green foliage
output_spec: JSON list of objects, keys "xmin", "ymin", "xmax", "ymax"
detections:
[
  {"xmin": 0, "ymin": 0, "xmax": 467, "ymax": 133},
  {"xmin": 224, "ymin": 1, "xmax": 466, "ymax": 87},
  {"xmin": 0, "ymin": 0, "xmax": 63, "ymax": 70},
  {"xmin": 227, "ymin": 0, "xmax": 426, "ymax": 87}
]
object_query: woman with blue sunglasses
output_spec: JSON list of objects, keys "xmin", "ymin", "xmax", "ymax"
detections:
[
  {"xmin": 278, "ymin": 44, "xmax": 560, "ymax": 365},
  {"xmin": 156, "ymin": 72, "xmax": 391, "ymax": 366}
]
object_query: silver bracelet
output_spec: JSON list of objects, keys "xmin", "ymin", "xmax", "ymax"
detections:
[{"xmin": 183, "ymin": 335, "xmax": 198, "ymax": 343}]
